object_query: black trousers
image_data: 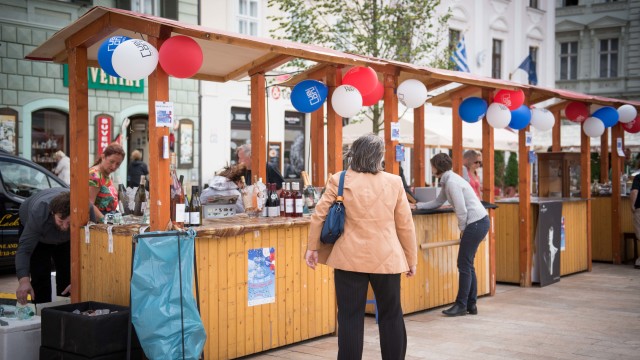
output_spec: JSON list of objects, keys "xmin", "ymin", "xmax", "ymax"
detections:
[
  {"xmin": 334, "ymin": 269, "xmax": 406, "ymax": 360},
  {"xmin": 29, "ymin": 241, "xmax": 70, "ymax": 304}
]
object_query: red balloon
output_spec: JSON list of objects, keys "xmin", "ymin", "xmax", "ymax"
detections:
[
  {"xmin": 159, "ymin": 36, "xmax": 203, "ymax": 78},
  {"xmin": 622, "ymin": 115, "xmax": 640, "ymax": 134},
  {"xmin": 564, "ymin": 102, "xmax": 589, "ymax": 123},
  {"xmin": 362, "ymin": 81, "xmax": 384, "ymax": 106},
  {"xmin": 342, "ymin": 66, "xmax": 378, "ymax": 98},
  {"xmin": 493, "ymin": 89, "xmax": 525, "ymax": 111}
]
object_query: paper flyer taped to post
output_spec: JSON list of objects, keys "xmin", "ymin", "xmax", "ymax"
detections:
[
  {"xmin": 155, "ymin": 101, "xmax": 174, "ymax": 128},
  {"xmin": 248, "ymin": 247, "xmax": 276, "ymax": 306}
]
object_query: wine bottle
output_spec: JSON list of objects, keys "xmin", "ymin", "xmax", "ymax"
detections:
[
  {"xmin": 301, "ymin": 171, "xmax": 317, "ymax": 211},
  {"xmin": 184, "ymin": 193, "xmax": 191, "ymax": 227},
  {"xmin": 292, "ymin": 182, "xmax": 304, "ymax": 217},
  {"xmin": 170, "ymin": 171, "xmax": 185, "ymax": 227},
  {"xmin": 133, "ymin": 175, "xmax": 147, "ymax": 216},
  {"xmin": 118, "ymin": 184, "xmax": 130, "ymax": 215},
  {"xmin": 284, "ymin": 182, "xmax": 294, "ymax": 217},
  {"xmin": 255, "ymin": 177, "xmax": 267, "ymax": 217},
  {"xmin": 279, "ymin": 181, "xmax": 287, "ymax": 216},
  {"xmin": 267, "ymin": 183, "xmax": 280, "ymax": 217},
  {"xmin": 190, "ymin": 186, "xmax": 202, "ymax": 226}
]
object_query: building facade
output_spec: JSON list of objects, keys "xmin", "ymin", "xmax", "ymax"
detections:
[
  {"xmin": 555, "ymin": 0, "xmax": 640, "ymax": 101},
  {"xmin": 0, "ymin": 0, "xmax": 201, "ymax": 189}
]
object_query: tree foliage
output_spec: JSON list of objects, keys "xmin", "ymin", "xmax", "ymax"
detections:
[
  {"xmin": 494, "ymin": 150, "xmax": 505, "ymax": 188},
  {"xmin": 505, "ymin": 152, "xmax": 519, "ymax": 188},
  {"xmin": 267, "ymin": 0, "xmax": 451, "ymax": 133}
]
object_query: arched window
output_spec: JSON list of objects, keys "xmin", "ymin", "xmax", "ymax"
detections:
[{"xmin": 31, "ymin": 108, "xmax": 68, "ymax": 171}]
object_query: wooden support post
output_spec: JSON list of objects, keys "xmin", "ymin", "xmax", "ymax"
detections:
[
  {"xmin": 611, "ymin": 124, "xmax": 622, "ymax": 264},
  {"xmin": 481, "ymin": 88, "xmax": 496, "ymax": 296},
  {"xmin": 67, "ymin": 46, "xmax": 88, "ymax": 303},
  {"xmin": 383, "ymin": 73, "xmax": 399, "ymax": 175},
  {"xmin": 451, "ymin": 96, "xmax": 463, "ymax": 175},
  {"xmin": 250, "ymin": 73, "xmax": 267, "ymax": 183},
  {"xmin": 326, "ymin": 66, "xmax": 343, "ymax": 174},
  {"xmin": 581, "ymin": 122, "xmax": 592, "ymax": 271},
  {"xmin": 552, "ymin": 109, "xmax": 561, "ymax": 152},
  {"xmin": 311, "ymin": 106, "xmax": 325, "ymax": 186},
  {"xmin": 147, "ymin": 32, "xmax": 171, "ymax": 231},
  {"xmin": 413, "ymin": 106, "xmax": 425, "ymax": 187},
  {"xmin": 518, "ymin": 124, "xmax": 532, "ymax": 287},
  {"xmin": 600, "ymin": 129, "xmax": 609, "ymax": 184}
]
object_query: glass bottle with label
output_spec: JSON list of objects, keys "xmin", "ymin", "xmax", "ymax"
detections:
[
  {"xmin": 170, "ymin": 171, "xmax": 185, "ymax": 227},
  {"xmin": 280, "ymin": 182, "xmax": 287, "ymax": 216},
  {"xmin": 267, "ymin": 183, "xmax": 280, "ymax": 217},
  {"xmin": 190, "ymin": 186, "xmax": 202, "ymax": 226},
  {"xmin": 118, "ymin": 184, "xmax": 130, "ymax": 215},
  {"xmin": 284, "ymin": 182, "xmax": 294, "ymax": 217},
  {"xmin": 184, "ymin": 193, "xmax": 191, "ymax": 227},
  {"xmin": 292, "ymin": 182, "xmax": 304, "ymax": 217},
  {"xmin": 133, "ymin": 175, "xmax": 147, "ymax": 216}
]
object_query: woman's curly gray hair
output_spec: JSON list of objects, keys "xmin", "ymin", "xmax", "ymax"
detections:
[{"xmin": 346, "ymin": 134, "xmax": 385, "ymax": 174}]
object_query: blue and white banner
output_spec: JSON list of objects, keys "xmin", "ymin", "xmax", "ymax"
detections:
[{"xmin": 451, "ymin": 35, "xmax": 470, "ymax": 73}]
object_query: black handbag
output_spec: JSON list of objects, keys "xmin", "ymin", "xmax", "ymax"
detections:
[{"xmin": 320, "ymin": 171, "xmax": 346, "ymax": 244}]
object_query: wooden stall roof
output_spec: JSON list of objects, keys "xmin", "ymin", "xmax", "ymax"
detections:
[{"xmin": 25, "ymin": 6, "xmax": 389, "ymax": 82}]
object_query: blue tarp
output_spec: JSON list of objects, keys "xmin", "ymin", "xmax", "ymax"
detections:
[{"xmin": 130, "ymin": 230, "xmax": 206, "ymax": 360}]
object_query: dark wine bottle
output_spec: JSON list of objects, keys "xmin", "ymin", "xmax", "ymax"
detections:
[
  {"xmin": 267, "ymin": 183, "xmax": 280, "ymax": 217},
  {"xmin": 190, "ymin": 186, "xmax": 201, "ymax": 226},
  {"xmin": 184, "ymin": 193, "xmax": 191, "ymax": 227},
  {"xmin": 133, "ymin": 175, "xmax": 146, "ymax": 216}
]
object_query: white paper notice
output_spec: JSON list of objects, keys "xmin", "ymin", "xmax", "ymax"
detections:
[
  {"xmin": 391, "ymin": 122, "xmax": 400, "ymax": 141},
  {"xmin": 617, "ymin": 138, "xmax": 625, "ymax": 157},
  {"xmin": 155, "ymin": 101, "xmax": 174, "ymax": 128},
  {"xmin": 525, "ymin": 131, "xmax": 532, "ymax": 147}
]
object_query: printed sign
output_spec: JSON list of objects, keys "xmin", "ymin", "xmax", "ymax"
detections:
[
  {"xmin": 155, "ymin": 101, "xmax": 174, "ymax": 128},
  {"xmin": 95, "ymin": 115, "xmax": 112, "ymax": 156},
  {"xmin": 248, "ymin": 247, "xmax": 276, "ymax": 306}
]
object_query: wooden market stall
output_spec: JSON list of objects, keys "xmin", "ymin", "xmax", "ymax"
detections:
[{"xmin": 25, "ymin": 5, "xmax": 640, "ymax": 360}]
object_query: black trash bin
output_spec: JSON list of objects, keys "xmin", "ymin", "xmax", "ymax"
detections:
[{"xmin": 40, "ymin": 301, "xmax": 142, "ymax": 360}]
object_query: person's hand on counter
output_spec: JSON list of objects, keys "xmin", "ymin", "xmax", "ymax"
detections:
[
  {"xmin": 410, "ymin": 203, "xmax": 417, "ymax": 210},
  {"xmin": 305, "ymin": 250, "xmax": 318, "ymax": 269}
]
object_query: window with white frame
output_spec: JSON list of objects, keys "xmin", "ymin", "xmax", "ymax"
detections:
[
  {"xmin": 599, "ymin": 38, "xmax": 618, "ymax": 78},
  {"xmin": 131, "ymin": 0, "xmax": 161, "ymax": 15},
  {"xmin": 238, "ymin": 0, "xmax": 259, "ymax": 36},
  {"xmin": 559, "ymin": 41, "xmax": 578, "ymax": 80},
  {"xmin": 491, "ymin": 39, "xmax": 502, "ymax": 79}
]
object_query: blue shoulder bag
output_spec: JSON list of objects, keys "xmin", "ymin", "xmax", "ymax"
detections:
[{"xmin": 320, "ymin": 171, "xmax": 346, "ymax": 244}]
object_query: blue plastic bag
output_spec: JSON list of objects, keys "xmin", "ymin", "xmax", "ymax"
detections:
[{"xmin": 130, "ymin": 229, "xmax": 206, "ymax": 360}]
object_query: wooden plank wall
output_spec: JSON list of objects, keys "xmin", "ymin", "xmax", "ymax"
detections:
[
  {"xmin": 495, "ymin": 201, "xmax": 589, "ymax": 284},
  {"xmin": 372, "ymin": 213, "xmax": 490, "ymax": 314},
  {"xmin": 592, "ymin": 196, "xmax": 637, "ymax": 262},
  {"xmin": 560, "ymin": 201, "xmax": 589, "ymax": 275},
  {"xmin": 196, "ymin": 225, "xmax": 335, "ymax": 360}
]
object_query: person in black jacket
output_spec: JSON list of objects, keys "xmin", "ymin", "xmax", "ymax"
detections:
[
  {"xmin": 236, "ymin": 143, "xmax": 284, "ymax": 190},
  {"xmin": 127, "ymin": 149, "xmax": 149, "ymax": 188}
]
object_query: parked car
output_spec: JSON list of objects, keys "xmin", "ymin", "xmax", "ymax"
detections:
[{"xmin": 0, "ymin": 149, "xmax": 67, "ymax": 272}]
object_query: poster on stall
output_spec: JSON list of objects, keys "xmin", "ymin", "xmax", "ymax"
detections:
[
  {"xmin": 532, "ymin": 201, "xmax": 562, "ymax": 287},
  {"xmin": 617, "ymin": 138, "xmax": 625, "ymax": 157},
  {"xmin": 248, "ymin": 247, "xmax": 276, "ymax": 306},
  {"xmin": 391, "ymin": 122, "xmax": 400, "ymax": 141},
  {"xmin": 155, "ymin": 101, "xmax": 174, "ymax": 128}
]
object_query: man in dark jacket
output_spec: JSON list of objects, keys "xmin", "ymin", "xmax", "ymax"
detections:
[{"xmin": 127, "ymin": 149, "xmax": 149, "ymax": 188}]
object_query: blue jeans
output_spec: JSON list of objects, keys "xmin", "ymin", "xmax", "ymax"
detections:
[{"xmin": 456, "ymin": 216, "xmax": 490, "ymax": 308}]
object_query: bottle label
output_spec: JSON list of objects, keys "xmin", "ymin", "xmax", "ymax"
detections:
[
  {"xmin": 285, "ymin": 199, "xmax": 294, "ymax": 214},
  {"xmin": 141, "ymin": 202, "xmax": 147, "ymax": 212},
  {"xmin": 280, "ymin": 198, "xmax": 285, "ymax": 212},
  {"xmin": 267, "ymin": 206, "xmax": 280, "ymax": 217},
  {"xmin": 190, "ymin": 212, "xmax": 201, "ymax": 225},
  {"xmin": 295, "ymin": 198, "xmax": 304, "ymax": 214},
  {"xmin": 175, "ymin": 204, "xmax": 186, "ymax": 222}
]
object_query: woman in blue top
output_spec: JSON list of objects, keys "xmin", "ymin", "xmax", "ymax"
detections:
[{"xmin": 411, "ymin": 153, "xmax": 490, "ymax": 316}]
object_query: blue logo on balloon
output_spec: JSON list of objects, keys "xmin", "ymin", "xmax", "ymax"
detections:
[
  {"xmin": 508, "ymin": 105, "xmax": 531, "ymax": 130},
  {"xmin": 291, "ymin": 80, "xmax": 328, "ymax": 113},
  {"xmin": 592, "ymin": 106, "xmax": 619, "ymax": 128},
  {"xmin": 98, "ymin": 35, "xmax": 131, "ymax": 78},
  {"xmin": 459, "ymin": 97, "xmax": 488, "ymax": 123}
]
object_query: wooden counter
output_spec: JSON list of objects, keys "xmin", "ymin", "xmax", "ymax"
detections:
[
  {"xmin": 591, "ymin": 196, "xmax": 637, "ymax": 262},
  {"xmin": 79, "ymin": 210, "xmax": 491, "ymax": 359},
  {"xmin": 79, "ymin": 217, "xmax": 335, "ymax": 360},
  {"xmin": 495, "ymin": 198, "xmax": 589, "ymax": 284}
]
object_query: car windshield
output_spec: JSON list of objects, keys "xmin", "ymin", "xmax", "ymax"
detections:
[{"xmin": 0, "ymin": 160, "xmax": 63, "ymax": 198}]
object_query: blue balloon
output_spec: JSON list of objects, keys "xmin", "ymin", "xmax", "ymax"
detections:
[
  {"xmin": 459, "ymin": 97, "xmax": 488, "ymax": 123},
  {"xmin": 592, "ymin": 106, "xmax": 619, "ymax": 128},
  {"xmin": 291, "ymin": 80, "xmax": 328, "ymax": 113},
  {"xmin": 98, "ymin": 35, "xmax": 131, "ymax": 78},
  {"xmin": 508, "ymin": 105, "xmax": 531, "ymax": 130}
]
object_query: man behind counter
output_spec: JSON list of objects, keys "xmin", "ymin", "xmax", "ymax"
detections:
[
  {"xmin": 15, "ymin": 188, "xmax": 96, "ymax": 304},
  {"xmin": 236, "ymin": 143, "xmax": 284, "ymax": 190}
]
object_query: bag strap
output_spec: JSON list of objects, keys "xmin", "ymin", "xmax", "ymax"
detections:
[{"xmin": 336, "ymin": 170, "xmax": 346, "ymax": 202}]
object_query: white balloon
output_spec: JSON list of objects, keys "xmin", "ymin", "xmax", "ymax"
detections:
[
  {"xmin": 583, "ymin": 116, "xmax": 605, "ymax": 138},
  {"xmin": 617, "ymin": 104, "xmax": 638, "ymax": 124},
  {"xmin": 486, "ymin": 102, "xmax": 511, "ymax": 129},
  {"xmin": 112, "ymin": 39, "xmax": 159, "ymax": 81},
  {"xmin": 397, "ymin": 79, "xmax": 427, "ymax": 109},
  {"xmin": 331, "ymin": 85, "xmax": 362, "ymax": 118},
  {"xmin": 530, "ymin": 108, "xmax": 555, "ymax": 131}
]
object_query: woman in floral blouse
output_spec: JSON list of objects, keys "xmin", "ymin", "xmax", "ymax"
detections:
[{"xmin": 89, "ymin": 143, "xmax": 125, "ymax": 222}]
